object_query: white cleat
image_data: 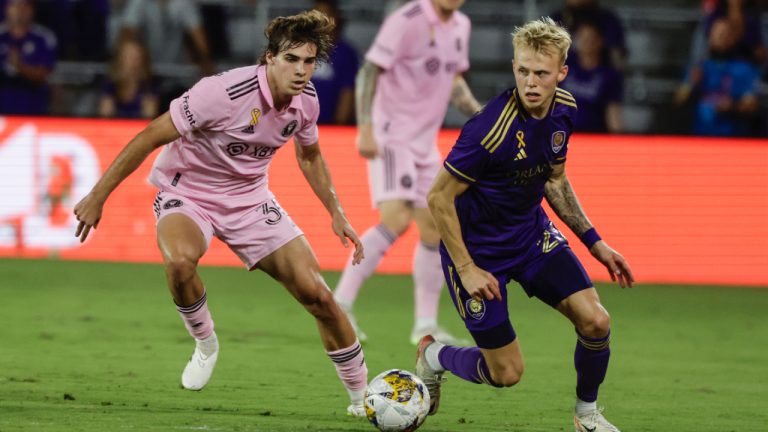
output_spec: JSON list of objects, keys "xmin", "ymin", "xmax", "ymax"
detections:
[
  {"xmin": 415, "ymin": 335, "xmax": 444, "ymax": 415},
  {"xmin": 346, "ymin": 403, "xmax": 366, "ymax": 418},
  {"xmin": 342, "ymin": 309, "xmax": 368, "ymax": 343},
  {"xmin": 410, "ymin": 325, "xmax": 469, "ymax": 346},
  {"xmin": 181, "ymin": 332, "xmax": 219, "ymax": 391},
  {"xmin": 574, "ymin": 407, "xmax": 621, "ymax": 432}
]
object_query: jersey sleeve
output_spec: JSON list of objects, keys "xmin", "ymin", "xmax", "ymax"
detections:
[
  {"xmin": 365, "ymin": 12, "xmax": 410, "ymax": 70},
  {"xmin": 169, "ymin": 76, "xmax": 232, "ymax": 135},
  {"xmin": 457, "ymin": 16, "xmax": 471, "ymax": 74},
  {"xmin": 443, "ymin": 114, "xmax": 494, "ymax": 184},
  {"xmin": 294, "ymin": 97, "xmax": 320, "ymax": 146}
]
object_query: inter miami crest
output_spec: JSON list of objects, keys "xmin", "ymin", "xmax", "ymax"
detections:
[{"xmin": 281, "ymin": 120, "xmax": 298, "ymax": 137}]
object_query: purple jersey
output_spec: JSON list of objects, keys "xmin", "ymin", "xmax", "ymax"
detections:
[
  {"xmin": 443, "ymin": 87, "xmax": 578, "ymax": 273},
  {"xmin": 0, "ymin": 24, "xmax": 57, "ymax": 114}
]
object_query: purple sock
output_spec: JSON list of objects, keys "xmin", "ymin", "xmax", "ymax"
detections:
[
  {"xmin": 438, "ymin": 346, "xmax": 501, "ymax": 387},
  {"xmin": 574, "ymin": 330, "xmax": 611, "ymax": 402}
]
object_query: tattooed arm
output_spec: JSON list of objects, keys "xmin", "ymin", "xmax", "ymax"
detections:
[
  {"xmin": 450, "ymin": 75, "xmax": 482, "ymax": 117},
  {"xmin": 355, "ymin": 61, "xmax": 382, "ymax": 159},
  {"xmin": 545, "ymin": 163, "xmax": 635, "ymax": 287},
  {"xmin": 544, "ymin": 163, "xmax": 593, "ymax": 237}
]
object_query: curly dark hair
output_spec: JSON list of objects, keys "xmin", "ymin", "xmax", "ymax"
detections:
[{"xmin": 258, "ymin": 10, "xmax": 336, "ymax": 65}]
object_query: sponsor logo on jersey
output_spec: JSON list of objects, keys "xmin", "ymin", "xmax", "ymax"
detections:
[
  {"xmin": 551, "ymin": 131, "xmax": 566, "ymax": 153},
  {"xmin": 465, "ymin": 298, "xmax": 485, "ymax": 320},
  {"xmin": 425, "ymin": 57, "xmax": 440, "ymax": 75},
  {"xmin": 182, "ymin": 94, "xmax": 196, "ymax": 127},
  {"xmin": 281, "ymin": 120, "xmax": 298, "ymax": 137},
  {"xmin": 226, "ymin": 142, "xmax": 248, "ymax": 156}
]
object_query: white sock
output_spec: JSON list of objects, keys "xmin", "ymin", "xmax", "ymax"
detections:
[
  {"xmin": 424, "ymin": 341, "xmax": 445, "ymax": 372},
  {"xmin": 196, "ymin": 331, "xmax": 219, "ymax": 357},
  {"xmin": 576, "ymin": 398, "xmax": 597, "ymax": 416}
]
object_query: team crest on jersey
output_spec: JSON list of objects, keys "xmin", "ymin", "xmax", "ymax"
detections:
[
  {"xmin": 401, "ymin": 175, "xmax": 413, "ymax": 189},
  {"xmin": 465, "ymin": 298, "xmax": 485, "ymax": 320},
  {"xmin": 241, "ymin": 108, "xmax": 261, "ymax": 134},
  {"xmin": 551, "ymin": 131, "xmax": 566, "ymax": 153},
  {"xmin": 163, "ymin": 199, "xmax": 183, "ymax": 210},
  {"xmin": 281, "ymin": 120, "xmax": 298, "ymax": 137},
  {"xmin": 425, "ymin": 57, "xmax": 441, "ymax": 75}
]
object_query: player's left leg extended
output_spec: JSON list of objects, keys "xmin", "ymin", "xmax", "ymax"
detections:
[
  {"xmin": 257, "ymin": 236, "xmax": 368, "ymax": 416},
  {"xmin": 557, "ymin": 288, "xmax": 619, "ymax": 432},
  {"xmin": 410, "ymin": 208, "xmax": 466, "ymax": 345}
]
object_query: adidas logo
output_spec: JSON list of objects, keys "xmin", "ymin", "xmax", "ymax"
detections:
[
  {"xmin": 241, "ymin": 125, "xmax": 254, "ymax": 134},
  {"xmin": 514, "ymin": 148, "xmax": 527, "ymax": 160}
]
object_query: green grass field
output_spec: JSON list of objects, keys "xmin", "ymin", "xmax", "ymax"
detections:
[{"xmin": 2, "ymin": 258, "xmax": 767, "ymax": 432}]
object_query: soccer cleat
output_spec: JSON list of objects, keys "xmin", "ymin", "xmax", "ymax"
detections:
[
  {"xmin": 346, "ymin": 403, "xmax": 366, "ymax": 418},
  {"xmin": 574, "ymin": 407, "xmax": 621, "ymax": 432},
  {"xmin": 410, "ymin": 325, "xmax": 469, "ymax": 346},
  {"xmin": 415, "ymin": 335, "xmax": 445, "ymax": 415},
  {"xmin": 181, "ymin": 332, "xmax": 219, "ymax": 391},
  {"xmin": 342, "ymin": 308, "xmax": 368, "ymax": 343}
]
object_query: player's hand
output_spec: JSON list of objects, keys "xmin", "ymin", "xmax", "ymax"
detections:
[
  {"xmin": 356, "ymin": 125, "xmax": 379, "ymax": 159},
  {"xmin": 331, "ymin": 211, "xmax": 365, "ymax": 265},
  {"xmin": 73, "ymin": 192, "xmax": 105, "ymax": 243},
  {"xmin": 458, "ymin": 263, "xmax": 501, "ymax": 301},
  {"xmin": 590, "ymin": 241, "xmax": 634, "ymax": 288}
]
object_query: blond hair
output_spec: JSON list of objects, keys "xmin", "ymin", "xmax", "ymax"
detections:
[{"xmin": 511, "ymin": 17, "xmax": 572, "ymax": 64}]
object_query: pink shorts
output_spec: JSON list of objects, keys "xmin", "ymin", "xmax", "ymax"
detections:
[
  {"xmin": 153, "ymin": 190, "xmax": 303, "ymax": 270},
  {"xmin": 367, "ymin": 146, "xmax": 442, "ymax": 209}
]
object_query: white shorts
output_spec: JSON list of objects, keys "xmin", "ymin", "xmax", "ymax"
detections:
[
  {"xmin": 153, "ymin": 190, "xmax": 303, "ymax": 270},
  {"xmin": 367, "ymin": 146, "xmax": 442, "ymax": 209}
]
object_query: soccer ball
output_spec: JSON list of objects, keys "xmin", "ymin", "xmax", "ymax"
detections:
[{"xmin": 364, "ymin": 369, "xmax": 430, "ymax": 432}]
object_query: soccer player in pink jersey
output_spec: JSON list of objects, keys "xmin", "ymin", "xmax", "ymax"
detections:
[
  {"xmin": 73, "ymin": 11, "xmax": 370, "ymax": 416},
  {"xmin": 333, "ymin": 0, "xmax": 483, "ymax": 345}
]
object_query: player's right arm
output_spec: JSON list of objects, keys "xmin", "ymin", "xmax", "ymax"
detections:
[
  {"xmin": 428, "ymin": 170, "xmax": 501, "ymax": 301},
  {"xmin": 354, "ymin": 60, "xmax": 382, "ymax": 159},
  {"xmin": 74, "ymin": 112, "xmax": 180, "ymax": 242}
]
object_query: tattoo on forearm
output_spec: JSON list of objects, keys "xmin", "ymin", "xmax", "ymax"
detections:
[
  {"xmin": 545, "ymin": 177, "xmax": 592, "ymax": 236},
  {"xmin": 355, "ymin": 62, "xmax": 380, "ymax": 125},
  {"xmin": 451, "ymin": 78, "xmax": 481, "ymax": 117}
]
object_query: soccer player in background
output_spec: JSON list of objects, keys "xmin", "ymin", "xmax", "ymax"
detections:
[
  {"xmin": 415, "ymin": 18, "xmax": 634, "ymax": 431},
  {"xmin": 334, "ymin": 0, "xmax": 482, "ymax": 345},
  {"xmin": 73, "ymin": 10, "xmax": 370, "ymax": 417}
]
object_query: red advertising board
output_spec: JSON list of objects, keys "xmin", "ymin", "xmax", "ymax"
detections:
[{"xmin": 1, "ymin": 117, "xmax": 767, "ymax": 286}]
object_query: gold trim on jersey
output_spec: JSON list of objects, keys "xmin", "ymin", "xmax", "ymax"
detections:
[
  {"xmin": 554, "ymin": 97, "xmax": 578, "ymax": 108},
  {"xmin": 487, "ymin": 107, "xmax": 517, "ymax": 154},
  {"xmin": 445, "ymin": 162, "xmax": 476, "ymax": 183},
  {"xmin": 513, "ymin": 88, "xmax": 528, "ymax": 121},
  {"xmin": 448, "ymin": 266, "xmax": 466, "ymax": 319},
  {"xmin": 480, "ymin": 96, "xmax": 516, "ymax": 152},
  {"xmin": 555, "ymin": 88, "xmax": 576, "ymax": 101}
]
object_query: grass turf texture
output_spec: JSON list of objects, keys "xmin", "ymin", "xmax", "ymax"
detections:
[{"xmin": 2, "ymin": 258, "xmax": 767, "ymax": 432}]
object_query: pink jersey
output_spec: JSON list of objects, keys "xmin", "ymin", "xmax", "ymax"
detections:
[
  {"xmin": 366, "ymin": 0, "xmax": 471, "ymax": 156},
  {"xmin": 150, "ymin": 64, "xmax": 320, "ymax": 208}
]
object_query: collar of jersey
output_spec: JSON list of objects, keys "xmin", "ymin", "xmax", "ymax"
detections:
[{"xmin": 421, "ymin": 0, "xmax": 460, "ymax": 27}]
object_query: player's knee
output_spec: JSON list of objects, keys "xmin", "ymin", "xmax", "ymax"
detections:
[
  {"xmin": 298, "ymin": 283, "xmax": 336, "ymax": 321},
  {"xmin": 164, "ymin": 255, "xmax": 198, "ymax": 285},
  {"xmin": 489, "ymin": 364, "xmax": 524, "ymax": 387},
  {"xmin": 379, "ymin": 206, "xmax": 413, "ymax": 236},
  {"xmin": 578, "ymin": 310, "xmax": 611, "ymax": 338}
]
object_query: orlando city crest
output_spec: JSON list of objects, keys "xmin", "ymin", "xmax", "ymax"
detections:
[
  {"xmin": 551, "ymin": 130, "xmax": 566, "ymax": 153},
  {"xmin": 465, "ymin": 298, "xmax": 486, "ymax": 320}
]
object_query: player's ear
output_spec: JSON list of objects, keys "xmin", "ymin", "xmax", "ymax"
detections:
[
  {"xmin": 557, "ymin": 64, "xmax": 568, "ymax": 83},
  {"xmin": 266, "ymin": 51, "xmax": 275, "ymax": 65}
]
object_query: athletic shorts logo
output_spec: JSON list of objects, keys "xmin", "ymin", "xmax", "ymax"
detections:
[
  {"xmin": 425, "ymin": 57, "xmax": 440, "ymax": 75},
  {"xmin": 163, "ymin": 199, "xmax": 183, "ymax": 210},
  {"xmin": 551, "ymin": 131, "xmax": 566, "ymax": 153},
  {"xmin": 465, "ymin": 298, "xmax": 485, "ymax": 320},
  {"xmin": 281, "ymin": 120, "xmax": 298, "ymax": 137},
  {"xmin": 400, "ymin": 175, "xmax": 413, "ymax": 189},
  {"xmin": 226, "ymin": 142, "xmax": 248, "ymax": 156}
]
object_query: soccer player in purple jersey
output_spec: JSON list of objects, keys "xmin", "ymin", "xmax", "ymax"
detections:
[
  {"xmin": 73, "ymin": 10, "xmax": 371, "ymax": 417},
  {"xmin": 334, "ymin": 0, "xmax": 482, "ymax": 345},
  {"xmin": 416, "ymin": 18, "xmax": 634, "ymax": 432}
]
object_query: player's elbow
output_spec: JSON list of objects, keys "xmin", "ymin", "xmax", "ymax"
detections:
[{"xmin": 426, "ymin": 188, "xmax": 444, "ymax": 214}]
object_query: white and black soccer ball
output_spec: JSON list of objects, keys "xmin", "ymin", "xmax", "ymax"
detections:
[{"xmin": 364, "ymin": 369, "xmax": 430, "ymax": 432}]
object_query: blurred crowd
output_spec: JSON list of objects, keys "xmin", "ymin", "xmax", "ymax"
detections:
[{"xmin": 0, "ymin": 0, "xmax": 766, "ymax": 136}]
